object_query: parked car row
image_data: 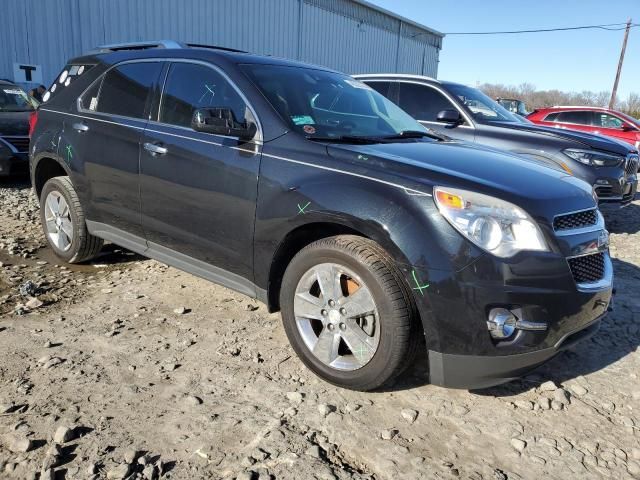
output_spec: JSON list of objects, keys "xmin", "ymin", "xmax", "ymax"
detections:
[
  {"xmin": 21, "ymin": 41, "xmax": 626, "ymax": 390},
  {"xmin": 355, "ymin": 74, "xmax": 638, "ymax": 204}
]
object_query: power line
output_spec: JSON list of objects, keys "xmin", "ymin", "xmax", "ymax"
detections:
[{"xmin": 440, "ymin": 22, "xmax": 639, "ymax": 36}]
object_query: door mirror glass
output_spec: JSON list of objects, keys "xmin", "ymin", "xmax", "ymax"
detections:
[
  {"xmin": 436, "ymin": 109, "xmax": 463, "ymax": 124},
  {"xmin": 621, "ymin": 123, "xmax": 637, "ymax": 132},
  {"xmin": 191, "ymin": 107, "xmax": 256, "ymax": 140}
]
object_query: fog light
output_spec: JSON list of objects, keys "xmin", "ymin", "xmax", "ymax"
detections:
[{"xmin": 487, "ymin": 308, "xmax": 517, "ymax": 339}]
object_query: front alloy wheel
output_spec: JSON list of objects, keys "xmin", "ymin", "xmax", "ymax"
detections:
[
  {"xmin": 294, "ymin": 262, "xmax": 380, "ymax": 371},
  {"xmin": 280, "ymin": 235, "xmax": 419, "ymax": 391}
]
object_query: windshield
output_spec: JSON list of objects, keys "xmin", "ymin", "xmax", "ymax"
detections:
[
  {"xmin": 0, "ymin": 85, "xmax": 35, "ymax": 112},
  {"xmin": 241, "ymin": 64, "xmax": 427, "ymax": 139},
  {"xmin": 447, "ymin": 84, "xmax": 520, "ymax": 123}
]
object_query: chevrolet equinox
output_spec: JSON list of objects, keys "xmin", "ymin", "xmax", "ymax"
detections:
[{"xmin": 30, "ymin": 41, "xmax": 613, "ymax": 390}]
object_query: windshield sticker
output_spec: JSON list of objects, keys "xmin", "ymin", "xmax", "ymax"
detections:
[
  {"xmin": 50, "ymin": 84, "xmax": 57, "ymax": 93},
  {"xmin": 89, "ymin": 97, "xmax": 98, "ymax": 111},
  {"xmin": 344, "ymin": 79, "xmax": 372, "ymax": 90},
  {"xmin": 291, "ymin": 115, "xmax": 315, "ymax": 126},
  {"xmin": 59, "ymin": 70, "xmax": 68, "ymax": 84},
  {"xmin": 42, "ymin": 91, "xmax": 51, "ymax": 103},
  {"xmin": 2, "ymin": 89, "xmax": 23, "ymax": 95},
  {"xmin": 303, "ymin": 125, "xmax": 316, "ymax": 135},
  {"xmin": 78, "ymin": 65, "xmax": 85, "ymax": 75},
  {"xmin": 69, "ymin": 65, "xmax": 80, "ymax": 76},
  {"xmin": 64, "ymin": 77, "xmax": 71, "ymax": 87}
]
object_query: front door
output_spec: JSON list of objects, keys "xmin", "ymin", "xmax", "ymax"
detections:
[
  {"xmin": 395, "ymin": 82, "xmax": 476, "ymax": 143},
  {"xmin": 139, "ymin": 61, "xmax": 261, "ymax": 282}
]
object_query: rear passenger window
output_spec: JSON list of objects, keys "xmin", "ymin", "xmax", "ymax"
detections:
[
  {"xmin": 159, "ymin": 63, "xmax": 247, "ymax": 128},
  {"xmin": 556, "ymin": 111, "xmax": 592, "ymax": 125},
  {"xmin": 543, "ymin": 112, "xmax": 560, "ymax": 122},
  {"xmin": 397, "ymin": 83, "xmax": 456, "ymax": 122},
  {"xmin": 96, "ymin": 62, "xmax": 162, "ymax": 118}
]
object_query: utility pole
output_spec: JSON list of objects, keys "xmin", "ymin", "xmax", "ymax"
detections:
[{"xmin": 609, "ymin": 18, "xmax": 632, "ymax": 109}]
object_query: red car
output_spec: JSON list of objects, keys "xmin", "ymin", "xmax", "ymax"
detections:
[{"xmin": 527, "ymin": 106, "xmax": 640, "ymax": 150}]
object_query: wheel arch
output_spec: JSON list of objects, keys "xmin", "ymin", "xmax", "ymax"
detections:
[
  {"xmin": 32, "ymin": 154, "xmax": 72, "ymax": 199},
  {"xmin": 265, "ymin": 217, "xmax": 412, "ymax": 313}
]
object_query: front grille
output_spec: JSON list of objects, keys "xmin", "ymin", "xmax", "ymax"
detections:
[
  {"xmin": 553, "ymin": 208, "xmax": 598, "ymax": 231},
  {"xmin": 1, "ymin": 136, "xmax": 29, "ymax": 153},
  {"xmin": 568, "ymin": 252, "xmax": 605, "ymax": 284},
  {"xmin": 626, "ymin": 155, "xmax": 639, "ymax": 176}
]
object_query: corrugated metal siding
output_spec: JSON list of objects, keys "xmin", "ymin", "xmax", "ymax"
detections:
[{"xmin": 1, "ymin": 0, "xmax": 441, "ymax": 87}]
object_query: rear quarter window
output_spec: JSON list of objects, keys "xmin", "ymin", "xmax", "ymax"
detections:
[{"xmin": 41, "ymin": 64, "xmax": 95, "ymax": 104}]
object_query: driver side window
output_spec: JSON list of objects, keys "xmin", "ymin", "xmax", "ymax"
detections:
[
  {"xmin": 594, "ymin": 113, "xmax": 624, "ymax": 129},
  {"xmin": 397, "ymin": 83, "xmax": 457, "ymax": 122},
  {"xmin": 159, "ymin": 62, "xmax": 248, "ymax": 129}
]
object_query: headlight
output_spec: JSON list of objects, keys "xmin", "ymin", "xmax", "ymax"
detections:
[
  {"xmin": 563, "ymin": 148, "xmax": 624, "ymax": 167},
  {"xmin": 434, "ymin": 187, "xmax": 549, "ymax": 258}
]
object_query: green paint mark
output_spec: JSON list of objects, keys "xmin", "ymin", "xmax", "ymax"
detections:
[
  {"xmin": 411, "ymin": 269, "xmax": 429, "ymax": 296},
  {"xmin": 357, "ymin": 154, "xmax": 368, "ymax": 161},
  {"xmin": 65, "ymin": 145, "xmax": 73, "ymax": 162},
  {"xmin": 353, "ymin": 344, "xmax": 368, "ymax": 361},
  {"xmin": 297, "ymin": 201, "xmax": 311, "ymax": 215}
]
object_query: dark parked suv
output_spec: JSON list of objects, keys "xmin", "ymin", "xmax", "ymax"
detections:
[
  {"xmin": 0, "ymin": 79, "xmax": 34, "ymax": 176},
  {"xmin": 31, "ymin": 41, "xmax": 613, "ymax": 390},
  {"xmin": 355, "ymin": 75, "xmax": 638, "ymax": 204}
]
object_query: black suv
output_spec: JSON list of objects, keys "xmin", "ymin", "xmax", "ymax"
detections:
[
  {"xmin": 31, "ymin": 41, "xmax": 613, "ymax": 390},
  {"xmin": 1, "ymin": 79, "xmax": 34, "ymax": 176},
  {"xmin": 355, "ymin": 75, "xmax": 638, "ymax": 204}
]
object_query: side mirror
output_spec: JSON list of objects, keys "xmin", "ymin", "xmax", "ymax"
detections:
[
  {"xmin": 191, "ymin": 107, "xmax": 256, "ymax": 141},
  {"xmin": 621, "ymin": 123, "xmax": 637, "ymax": 132},
  {"xmin": 436, "ymin": 109, "xmax": 463, "ymax": 126}
]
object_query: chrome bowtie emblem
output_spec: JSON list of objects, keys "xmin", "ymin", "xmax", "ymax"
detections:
[{"xmin": 598, "ymin": 230, "xmax": 609, "ymax": 249}]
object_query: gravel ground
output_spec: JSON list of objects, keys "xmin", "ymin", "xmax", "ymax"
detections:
[{"xmin": 1, "ymin": 178, "xmax": 640, "ymax": 480}]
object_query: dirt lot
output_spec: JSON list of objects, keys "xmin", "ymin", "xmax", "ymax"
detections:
[{"xmin": 1, "ymin": 178, "xmax": 640, "ymax": 480}]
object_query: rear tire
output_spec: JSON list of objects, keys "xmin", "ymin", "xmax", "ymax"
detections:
[
  {"xmin": 39, "ymin": 176, "xmax": 103, "ymax": 263},
  {"xmin": 280, "ymin": 235, "xmax": 419, "ymax": 391}
]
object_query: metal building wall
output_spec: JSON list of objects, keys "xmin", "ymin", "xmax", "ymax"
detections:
[{"xmin": 1, "ymin": 0, "xmax": 442, "ymax": 88}]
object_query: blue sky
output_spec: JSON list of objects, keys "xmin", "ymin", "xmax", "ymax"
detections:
[{"xmin": 369, "ymin": 0, "xmax": 639, "ymax": 98}]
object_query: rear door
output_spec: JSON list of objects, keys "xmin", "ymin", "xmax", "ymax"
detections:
[
  {"xmin": 395, "ymin": 81, "xmax": 476, "ymax": 143},
  {"xmin": 70, "ymin": 61, "xmax": 163, "ymax": 238},
  {"xmin": 551, "ymin": 110, "xmax": 595, "ymax": 135},
  {"xmin": 139, "ymin": 61, "xmax": 261, "ymax": 283}
]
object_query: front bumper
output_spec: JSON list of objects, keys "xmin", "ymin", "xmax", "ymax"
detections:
[
  {"xmin": 429, "ymin": 317, "xmax": 601, "ymax": 389},
  {"xmin": 0, "ymin": 152, "xmax": 28, "ymax": 176}
]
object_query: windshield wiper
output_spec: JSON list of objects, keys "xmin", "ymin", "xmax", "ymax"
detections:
[
  {"xmin": 381, "ymin": 130, "xmax": 448, "ymax": 141},
  {"xmin": 306, "ymin": 135, "xmax": 383, "ymax": 145}
]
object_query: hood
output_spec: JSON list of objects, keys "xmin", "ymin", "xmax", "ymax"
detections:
[
  {"xmin": 488, "ymin": 120, "xmax": 634, "ymax": 155},
  {"xmin": 326, "ymin": 139, "xmax": 595, "ymax": 218},
  {"xmin": 0, "ymin": 110, "xmax": 31, "ymax": 136}
]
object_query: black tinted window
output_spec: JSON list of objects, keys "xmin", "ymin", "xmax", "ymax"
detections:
[
  {"xmin": 97, "ymin": 63, "xmax": 161, "ymax": 118},
  {"xmin": 366, "ymin": 81, "xmax": 392, "ymax": 98},
  {"xmin": 160, "ymin": 63, "xmax": 247, "ymax": 128},
  {"xmin": 397, "ymin": 83, "xmax": 456, "ymax": 121},
  {"xmin": 544, "ymin": 112, "xmax": 560, "ymax": 122},
  {"xmin": 556, "ymin": 111, "xmax": 592, "ymax": 125}
]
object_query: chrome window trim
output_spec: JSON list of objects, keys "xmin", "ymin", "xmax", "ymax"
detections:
[{"xmin": 75, "ymin": 57, "xmax": 263, "ymax": 144}]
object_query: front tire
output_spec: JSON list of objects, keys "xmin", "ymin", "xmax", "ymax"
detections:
[
  {"xmin": 280, "ymin": 235, "xmax": 419, "ymax": 391},
  {"xmin": 39, "ymin": 176, "xmax": 103, "ymax": 263}
]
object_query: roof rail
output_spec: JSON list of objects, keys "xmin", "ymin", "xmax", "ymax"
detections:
[
  {"xmin": 185, "ymin": 43, "xmax": 248, "ymax": 53},
  {"xmin": 551, "ymin": 105, "xmax": 609, "ymax": 109},
  {"xmin": 91, "ymin": 40, "xmax": 184, "ymax": 53}
]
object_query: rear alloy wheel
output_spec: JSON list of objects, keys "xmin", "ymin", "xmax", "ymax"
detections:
[
  {"xmin": 280, "ymin": 235, "xmax": 419, "ymax": 391},
  {"xmin": 39, "ymin": 176, "xmax": 103, "ymax": 263}
]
